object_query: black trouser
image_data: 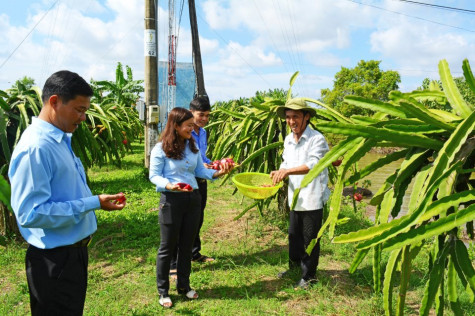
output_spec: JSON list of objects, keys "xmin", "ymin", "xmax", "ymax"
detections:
[
  {"xmin": 170, "ymin": 179, "xmax": 207, "ymax": 269},
  {"xmin": 25, "ymin": 244, "xmax": 89, "ymax": 316},
  {"xmin": 156, "ymin": 190, "xmax": 201, "ymax": 295},
  {"xmin": 288, "ymin": 209, "xmax": 323, "ymax": 281}
]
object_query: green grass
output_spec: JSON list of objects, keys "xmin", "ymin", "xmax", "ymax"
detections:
[{"xmin": 1, "ymin": 143, "xmax": 474, "ymax": 315}]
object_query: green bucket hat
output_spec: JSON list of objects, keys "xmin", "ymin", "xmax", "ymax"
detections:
[{"xmin": 276, "ymin": 98, "xmax": 316, "ymax": 119}]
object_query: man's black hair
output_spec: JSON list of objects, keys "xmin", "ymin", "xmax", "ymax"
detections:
[
  {"xmin": 42, "ymin": 70, "xmax": 93, "ymax": 104},
  {"xmin": 189, "ymin": 95, "xmax": 211, "ymax": 112}
]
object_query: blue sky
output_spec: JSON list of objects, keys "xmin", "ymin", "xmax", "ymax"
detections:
[{"xmin": 1, "ymin": 0, "xmax": 475, "ymax": 103}]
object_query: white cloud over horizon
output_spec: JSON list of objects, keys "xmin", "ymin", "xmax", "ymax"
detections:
[{"xmin": 0, "ymin": 0, "xmax": 474, "ymax": 103}]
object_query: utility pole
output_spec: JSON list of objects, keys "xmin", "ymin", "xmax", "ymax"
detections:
[
  {"xmin": 144, "ymin": 0, "xmax": 159, "ymax": 168},
  {"xmin": 167, "ymin": 0, "xmax": 177, "ymax": 114},
  {"xmin": 188, "ymin": 0, "xmax": 207, "ymax": 99}
]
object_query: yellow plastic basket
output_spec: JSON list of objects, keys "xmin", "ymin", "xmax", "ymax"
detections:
[{"xmin": 232, "ymin": 172, "xmax": 283, "ymax": 200}]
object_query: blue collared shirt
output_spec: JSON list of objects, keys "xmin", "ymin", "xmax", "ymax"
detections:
[
  {"xmin": 192, "ymin": 127, "xmax": 211, "ymax": 164},
  {"xmin": 149, "ymin": 141, "xmax": 216, "ymax": 192},
  {"xmin": 8, "ymin": 117, "xmax": 100, "ymax": 249}
]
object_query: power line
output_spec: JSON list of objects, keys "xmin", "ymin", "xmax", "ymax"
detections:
[
  {"xmin": 345, "ymin": 0, "xmax": 475, "ymax": 33},
  {"xmin": 391, "ymin": 0, "xmax": 475, "ymax": 14},
  {"xmin": 0, "ymin": 0, "xmax": 61, "ymax": 70}
]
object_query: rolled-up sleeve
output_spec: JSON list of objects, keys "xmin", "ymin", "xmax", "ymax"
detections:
[
  {"xmin": 305, "ymin": 134, "xmax": 329, "ymax": 170},
  {"xmin": 149, "ymin": 144, "xmax": 171, "ymax": 190}
]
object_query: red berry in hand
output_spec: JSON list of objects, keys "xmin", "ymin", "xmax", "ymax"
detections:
[
  {"xmin": 353, "ymin": 193, "xmax": 363, "ymax": 201},
  {"xmin": 177, "ymin": 183, "xmax": 193, "ymax": 191},
  {"xmin": 116, "ymin": 192, "xmax": 126, "ymax": 204}
]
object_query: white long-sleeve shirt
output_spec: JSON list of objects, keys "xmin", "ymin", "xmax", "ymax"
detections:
[{"xmin": 280, "ymin": 126, "xmax": 331, "ymax": 211}]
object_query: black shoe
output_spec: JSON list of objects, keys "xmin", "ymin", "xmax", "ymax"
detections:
[
  {"xmin": 277, "ymin": 270, "xmax": 290, "ymax": 279},
  {"xmin": 294, "ymin": 278, "xmax": 316, "ymax": 290}
]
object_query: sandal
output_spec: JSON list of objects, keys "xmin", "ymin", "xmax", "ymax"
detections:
[
  {"xmin": 177, "ymin": 287, "xmax": 199, "ymax": 299},
  {"xmin": 159, "ymin": 295, "xmax": 172, "ymax": 308},
  {"xmin": 192, "ymin": 255, "xmax": 215, "ymax": 263}
]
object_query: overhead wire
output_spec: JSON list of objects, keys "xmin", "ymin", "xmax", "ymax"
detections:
[
  {"xmin": 40, "ymin": 2, "xmax": 61, "ymax": 84},
  {"xmin": 0, "ymin": 0, "xmax": 61, "ymax": 71},
  {"xmin": 345, "ymin": 0, "xmax": 475, "ymax": 33},
  {"xmin": 272, "ymin": 0, "xmax": 307, "ymax": 97},
  {"xmin": 390, "ymin": 0, "xmax": 475, "ymax": 14},
  {"xmin": 285, "ymin": 0, "xmax": 312, "ymax": 98}
]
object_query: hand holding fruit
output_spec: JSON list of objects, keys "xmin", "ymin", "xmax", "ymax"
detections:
[
  {"xmin": 99, "ymin": 193, "xmax": 127, "ymax": 211},
  {"xmin": 167, "ymin": 182, "xmax": 193, "ymax": 192},
  {"xmin": 212, "ymin": 160, "xmax": 233, "ymax": 178},
  {"xmin": 210, "ymin": 157, "xmax": 238, "ymax": 170}
]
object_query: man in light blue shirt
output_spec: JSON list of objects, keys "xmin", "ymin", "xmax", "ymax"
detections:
[
  {"xmin": 8, "ymin": 70, "xmax": 126, "ymax": 315},
  {"xmin": 271, "ymin": 98, "xmax": 330, "ymax": 290}
]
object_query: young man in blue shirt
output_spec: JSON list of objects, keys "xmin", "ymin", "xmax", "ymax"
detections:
[
  {"xmin": 8, "ymin": 70, "xmax": 126, "ymax": 315},
  {"xmin": 170, "ymin": 96, "xmax": 215, "ymax": 278}
]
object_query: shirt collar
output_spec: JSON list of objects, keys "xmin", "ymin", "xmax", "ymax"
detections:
[
  {"xmin": 32, "ymin": 117, "xmax": 69, "ymax": 143},
  {"xmin": 192, "ymin": 127, "xmax": 204, "ymax": 137},
  {"xmin": 289, "ymin": 125, "xmax": 311, "ymax": 144}
]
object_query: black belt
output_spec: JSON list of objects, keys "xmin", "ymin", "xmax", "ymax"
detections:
[
  {"xmin": 68, "ymin": 236, "xmax": 92, "ymax": 248},
  {"xmin": 196, "ymin": 178, "xmax": 207, "ymax": 184}
]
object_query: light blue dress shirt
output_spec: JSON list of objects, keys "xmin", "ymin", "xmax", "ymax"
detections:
[
  {"xmin": 8, "ymin": 117, "xmax": 100, "ymax": 249},
  {"xmin": 149, "ymin": 141, "xmax": 216, "ymax": 192},
  {"xmin": 192, "ymin": 127, "xmax": 212, "ymax": 164},
  {"xmin": 281, "ymin": 126, "xmax": 331, "ymax": 211}
]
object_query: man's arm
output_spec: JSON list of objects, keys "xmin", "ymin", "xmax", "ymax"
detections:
[{"xmin": 10, "ymin": 148, "xmax": 123, "ymax": 229}]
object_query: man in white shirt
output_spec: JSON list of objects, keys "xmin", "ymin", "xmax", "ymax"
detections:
[{"xmin": 270, "ymin": 98, "xmax": 330, "ymax": 289}]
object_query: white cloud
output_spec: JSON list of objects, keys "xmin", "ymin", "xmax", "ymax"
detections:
[{"xmin": 370, "ymin": 19, "xmax": 475, "ymax": 78}]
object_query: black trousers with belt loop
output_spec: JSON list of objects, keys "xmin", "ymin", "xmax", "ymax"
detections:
[
  {"xmin": 25, "ymin": 240, "xmax": 90, "ymax": 315},
  {"xmin": 288, "ymin": 209, "xmax": 324, "ymax": 281},
  {"xmin": 156, "ymin": 190, "xmax": 201, "ymax": 295},
  {"xmin": 170, "ymin": 178, "xmax": 207, "ymax": 269}
]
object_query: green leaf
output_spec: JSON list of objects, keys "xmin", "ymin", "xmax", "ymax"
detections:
[
  {"xmin": 419, "ymin": 243, "xmax": 451, "ymax": 316},
  {"xmin": 439, "ymin": 59, "xmax": 474, "ymax": 118},
  {"xmin": 383, "ymin": 203, "xmax": 475, "ymax": 252},
  {"xmin": 217, "ymin": 107, "xmax": 246, "ymax": 120},
  {"xmin": 287, "ymin": 71, "xmax": 299, "ymax": 100},
  {"xmin": 349, "ymin": 248, "xmax": 370, "ymax": 274},
  {"xmin": 354, "ymin": 162, "xmax": 461, "ymax": 249},
  {"xmin": 239, "ymin": 142, "xmax": 283, "ymax": 167},
  {"xmin": 424, "ymin": 110, "xmax": 475, "ymax": 195},
  {"xmin": 0, "ymin": 176, "xmax": 12, "ymax": 212},
  {"xmin": 344, "ymin": 95, "xmax": 407, "ymax": 118},
  {"xmin": 233, "ymin": 201, "xmax": 259, "ymax": 220},
  {"xmin": 448, "ymin": 256, "xmax": 464, "ymax": 316},
  {"xmin": 383, "ymin": 249, "xmax": 402, "ymax": 316},
  {"xmin": 345, "ymin": 149, "xmax": 408, "ymax": 186},
  {"xmin": 304, "ymin": 98, "xmax": 353, "ymax": 123},
  {"xmin": 316, "ymin": 122, "xmax": 443, "ymax": 150},
  {"xmin": 462, "ymin": 58, "xmax": 475, "ymax": 94},
  {"xmin": 428, "ymin": 109, "xmax": 462, "ymax": 123},
  {"xmin": 398, "ymin": 100, "xmax": 455, "ymax": 132},
  {"xmin": 419, "ymin": 190, "xmax": 475, "ymax": 223},
  {"xmin": 373, "ymin": 244, "xmax": 382, "ymax": 293},
  {"xmin": 454, "ymin": 239, "xmax": 475, "ymax": 293}
]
